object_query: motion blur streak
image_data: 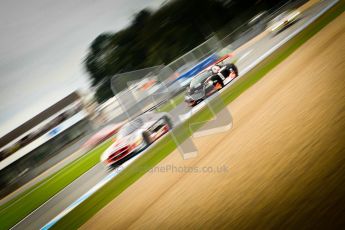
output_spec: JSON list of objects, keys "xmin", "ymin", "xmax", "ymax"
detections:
[{"xmin": 82, "ymin": 11, "xmax": 345, "ymax": 229}]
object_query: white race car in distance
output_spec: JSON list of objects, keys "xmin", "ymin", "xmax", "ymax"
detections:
[{"xmin": 268, "ymin": 9, "xmax": 301, "ymax": 34}]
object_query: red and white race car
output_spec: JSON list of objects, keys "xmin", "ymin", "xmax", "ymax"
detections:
[{"xmin": 101, "ymin": 112, "xmax": 173, "ymax": 168}]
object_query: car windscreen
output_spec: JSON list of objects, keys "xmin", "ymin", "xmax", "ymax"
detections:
[
  {"xmin": 190, "ymin": 71, "xmax": 210, "ymax": 88},
  {"xmin": 118, "ymin": 118, "xmax": 143, "ymax": 137}
]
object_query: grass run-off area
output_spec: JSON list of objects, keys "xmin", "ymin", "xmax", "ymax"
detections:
[
  {"xmin": 0, "ymin": 140, "xmax": 112, "ymax": 230},
  {"xmin": 53, "ymin": 1, "xmax": 345, "ymax": 229}
]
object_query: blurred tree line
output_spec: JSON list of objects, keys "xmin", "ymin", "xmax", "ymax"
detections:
[{"xmin": 85, "ymin": 0, "xmax": 286, "ymax": 102}]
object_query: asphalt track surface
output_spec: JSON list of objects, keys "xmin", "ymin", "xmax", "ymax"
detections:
[{"xmin": 11, "ymin": 1, "xmax": 338, "ymax": 229}]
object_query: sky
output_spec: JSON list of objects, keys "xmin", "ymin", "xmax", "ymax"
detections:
[{"xmin": 0, "ymin": 0, "xmax": 166, "ymax": 138}]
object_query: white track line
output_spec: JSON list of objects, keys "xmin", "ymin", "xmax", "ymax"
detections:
[{"xmin": 237, "ymin": 49, "xmax": 254, "ymax": 63}]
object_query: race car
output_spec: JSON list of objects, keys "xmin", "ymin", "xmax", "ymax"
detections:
[
  {"xmin": 268, "ymin": 9, "xmax": 301, "ymax": 34},
  {"xmin": 184, "ymin": 63, "xmax": 238, "ymax": 107},
  {"xmin": 100, "ymin": 112, "xmax": 173, "ymax": 168},
  {"xmin": 167, "ymin": 53, "xmax": 235, "ymax": 95}
]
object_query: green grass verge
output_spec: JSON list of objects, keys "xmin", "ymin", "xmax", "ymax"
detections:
[
  {"xmin": 0, "ymin": 140, "xmax": 113, "ymax": 230},
  {"xmin": 53, "ymin": 1, "xmax": 345, "ymax": 229}
]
